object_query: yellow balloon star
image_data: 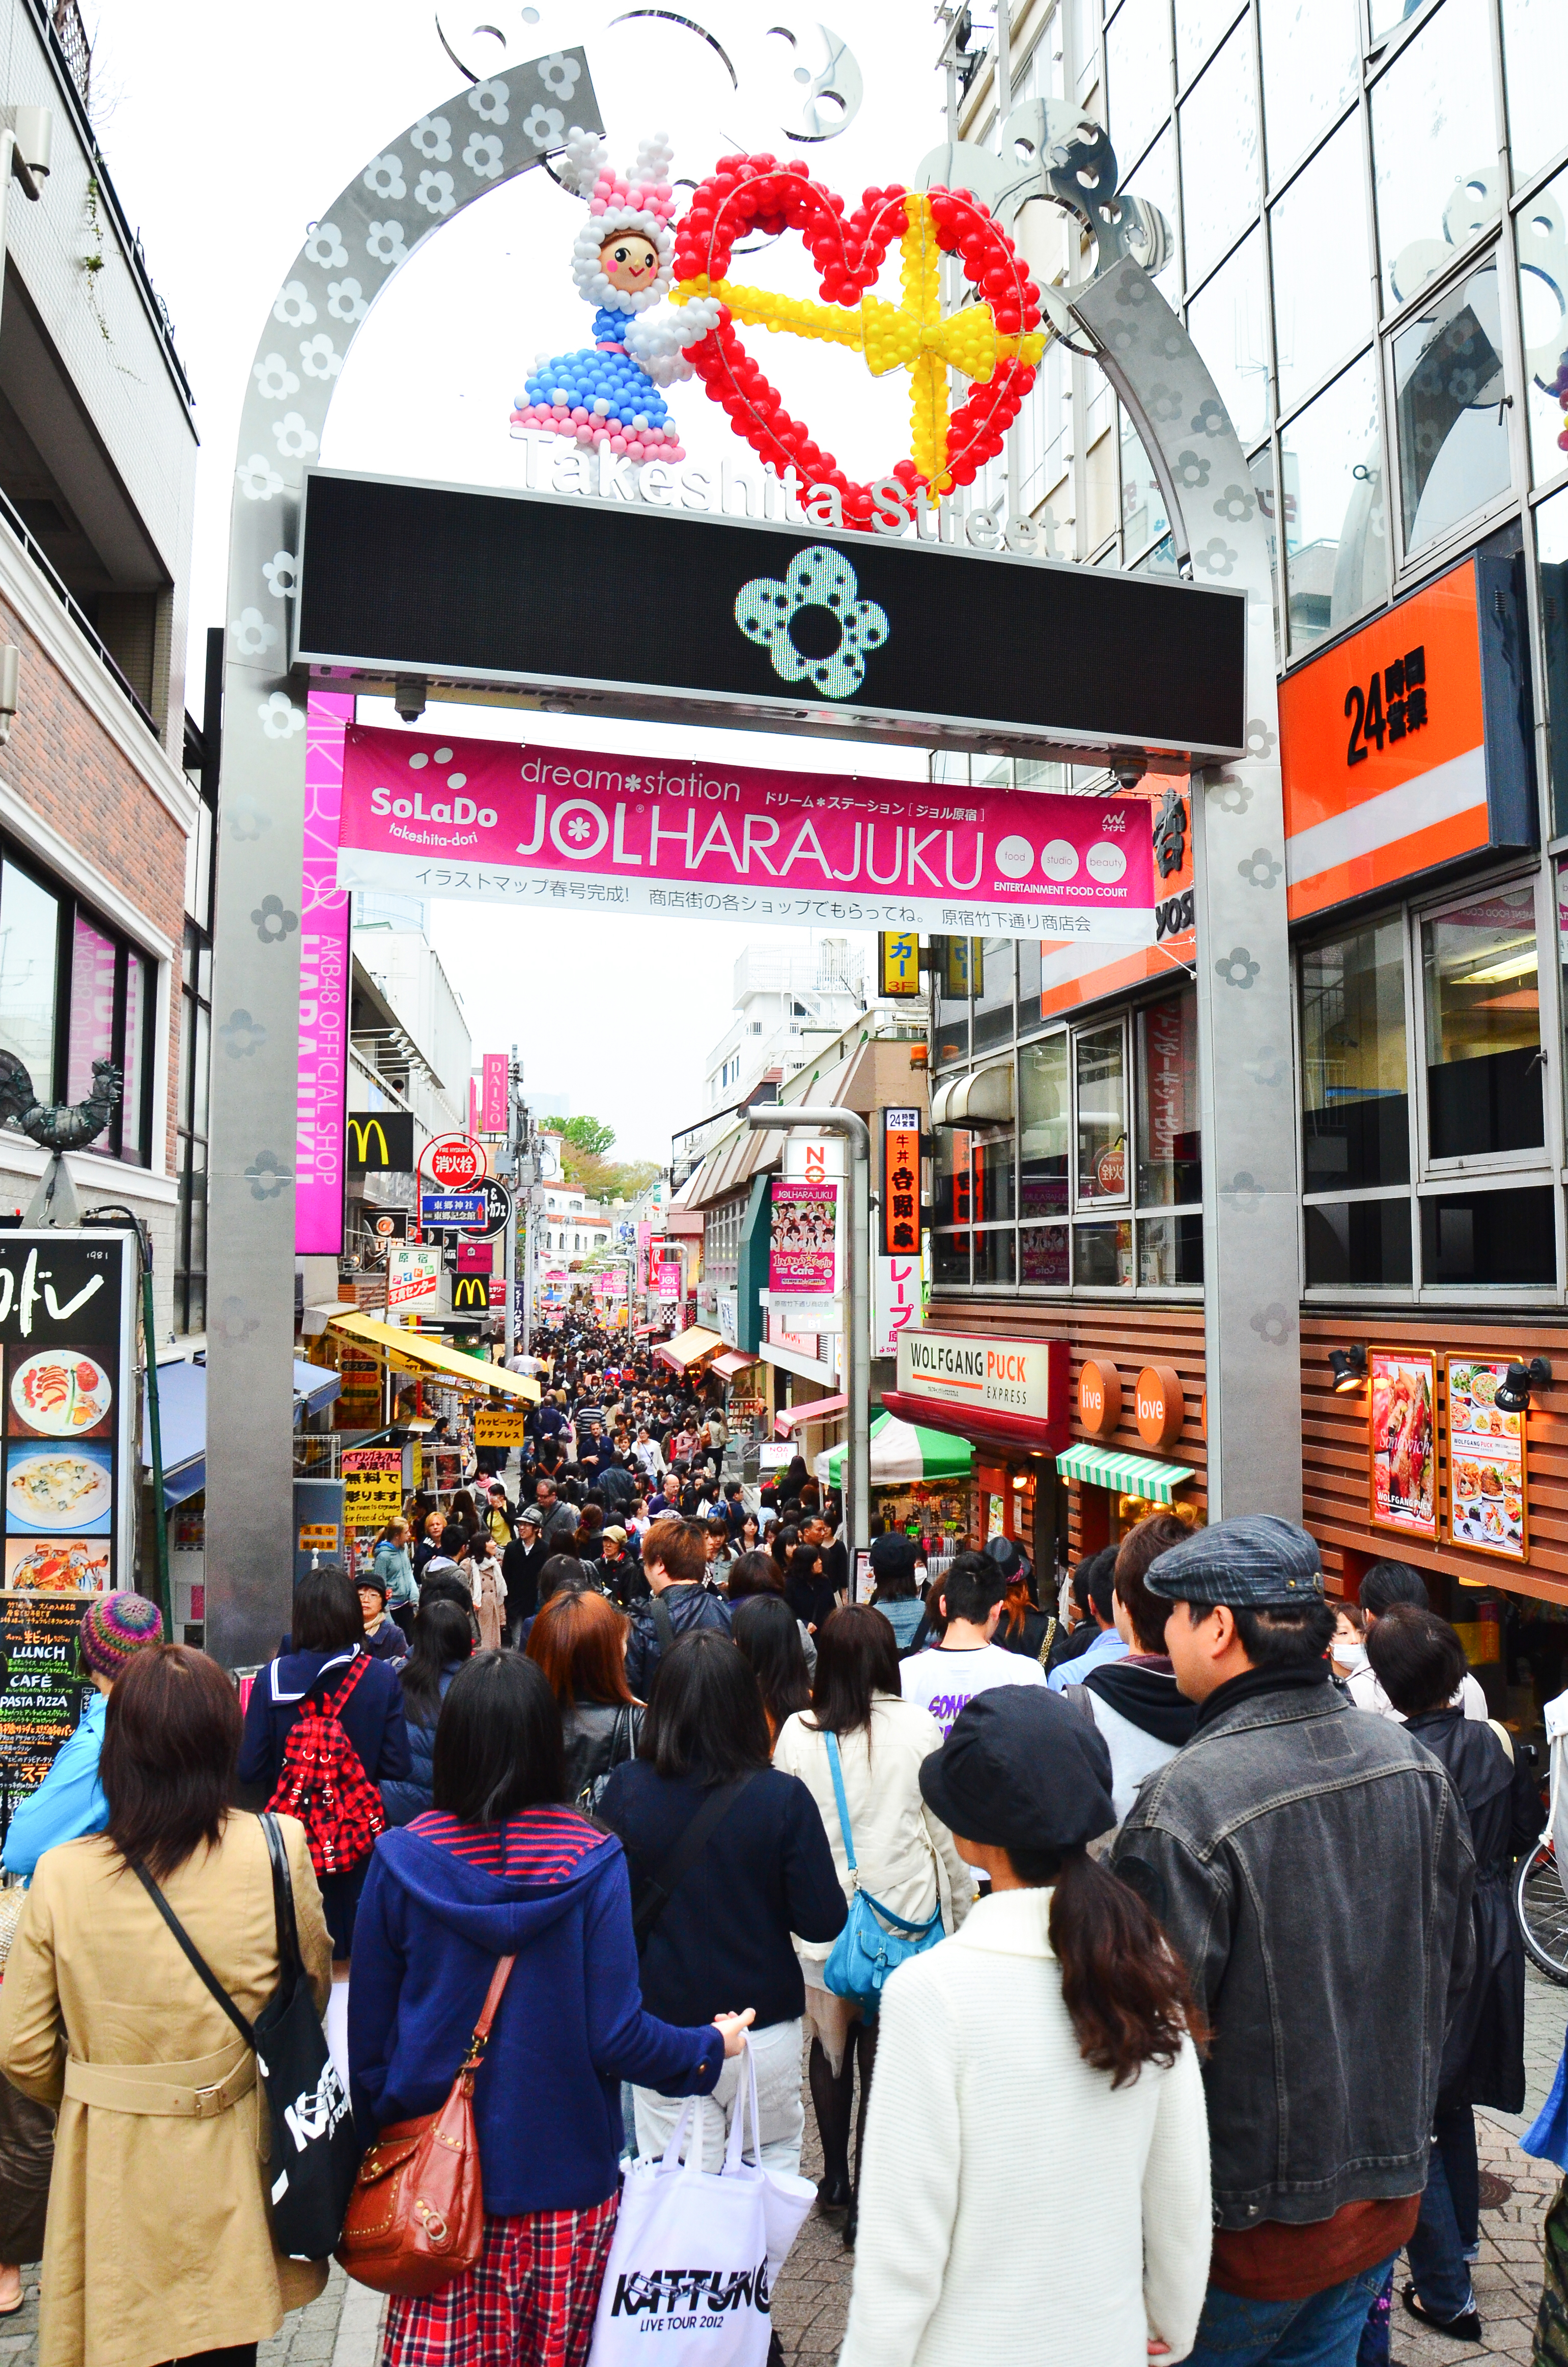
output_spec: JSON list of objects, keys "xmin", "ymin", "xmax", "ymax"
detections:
[{"xmin": 673, "ymin": 191, "xmax": 1046, "ymax": 496}]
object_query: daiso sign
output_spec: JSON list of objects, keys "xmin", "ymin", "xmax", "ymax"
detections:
[{"xmin": 891, "ymin": 1327, "xmax": 1070, "ymax": 1453}]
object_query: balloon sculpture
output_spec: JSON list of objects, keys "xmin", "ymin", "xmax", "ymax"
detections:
[{"xmin": 511, "ymin": 130, "xmax": 722, "ymax": 463}]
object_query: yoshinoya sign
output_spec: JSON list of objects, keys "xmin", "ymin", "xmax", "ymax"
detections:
[
  {"xmin": 337, "ymin": 724, "xmax": 1157, "ymax": 944},
  {"xmin": 888, "ymin": 1325, "xmax": 1071, "ymax": 1453}
]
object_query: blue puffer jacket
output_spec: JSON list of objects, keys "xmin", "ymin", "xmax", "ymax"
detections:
[{"xmin": 381, "ymin": 1662, "xmax": 464, "ymax": 1826}]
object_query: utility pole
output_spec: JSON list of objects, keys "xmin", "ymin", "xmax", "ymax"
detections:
[{"xmin": 503, "ymin": 1042, "xmax": 520, "ymax": 1362}]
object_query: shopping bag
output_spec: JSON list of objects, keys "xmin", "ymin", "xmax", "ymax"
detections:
[
  {"xmin": 1525, "ymin": 2025, "xmax": 1568, "ymax": 2169},
  {"xmin": 587, "ymin": 2043, "xmax": 807, "ymax": 2367}
]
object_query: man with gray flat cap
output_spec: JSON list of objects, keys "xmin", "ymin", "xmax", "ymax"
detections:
[{"xmin": 1111, "ymin": 1515, "xmax": 1475, "ymax": 2367}]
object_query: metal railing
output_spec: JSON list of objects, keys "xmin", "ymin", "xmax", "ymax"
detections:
[
  {"xmin": 0, "ymin": 480, "xmax": 156, "ymax": 730},
  {"xmin": 50, "ymin": 0, "xmax": 89, "ymax": 104}
]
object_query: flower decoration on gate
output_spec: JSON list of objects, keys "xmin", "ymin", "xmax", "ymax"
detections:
[
  {"xmin": 735, "ymin": 545, "xmax": 888, "ymax": 700},
  {"xmin": 511, "ymin": 128, "xmax": 721, "ymax": 464}
]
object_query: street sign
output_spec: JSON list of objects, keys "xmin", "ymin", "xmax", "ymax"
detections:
[
  {"xmin": 465, "ymin": 1178, "xmax": 514, "ymax": 1241},
  {"xmin": 418, "ymin": 1132, "xmax": 486, "ymax": 1190},
  {"xmin": 476, "ymin": 1408, "xmax": 529, "ymax": 1447},
  {"xmin": 421, "ymin": 1191, "xmax": 487, "ymax": 1229}
]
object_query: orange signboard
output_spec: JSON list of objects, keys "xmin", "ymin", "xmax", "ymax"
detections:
[
  {"xmin": 881, "ymin": 1107, "xmax": 921, "ymax": 1259},
  {"xmin": 1280, "ymin": 563, "xmax": 1488, "ymax": 925}
]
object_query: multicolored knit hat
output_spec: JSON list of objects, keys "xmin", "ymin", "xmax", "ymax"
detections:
[{"xmin": 79, "ymin": 1590, "xmax": 163, "ymax": 1679}]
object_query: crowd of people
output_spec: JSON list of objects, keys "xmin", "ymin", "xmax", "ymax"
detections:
[{"xmin": 0, "ymin": 1318, "xmax": 1557, "ymax": 2367}]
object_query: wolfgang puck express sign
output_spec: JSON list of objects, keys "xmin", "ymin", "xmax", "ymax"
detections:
[{"xmin": 892, "ymin": 1327, "xmax": 1069, "ymax": 1451}]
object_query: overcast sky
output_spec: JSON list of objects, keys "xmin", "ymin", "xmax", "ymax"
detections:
[{"xmin": 86, "ymin": 1, "xmax": 950, "ymax": 1161}]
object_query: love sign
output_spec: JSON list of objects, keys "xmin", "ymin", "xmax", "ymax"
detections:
[{"xmin": 670, "ymin": 154, "xmax": 1046, "ymax": 525}]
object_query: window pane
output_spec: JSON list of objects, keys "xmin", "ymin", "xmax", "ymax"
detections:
[
  {"xmin": 1177, "ymin": 0, "xmax": 1243, "ymax": 88},
  {"xmin": 932, "ymin": 937, "xmax": 969, "ymax": 1066},
  {"xmin": 933, "ymin": 1232, "xmax": 970, "ymax": 1285},
  {"xmin": 1138, "ymin": 1212, "xmax": 1205, "ymax": 1283},
  {"xmin": 119, "ymin": 951, "xmax": 149, "ymax": 1166},
  {"xmin": 1185, "ymin": 226, "xmax": 1271, "ymax": 449},
  {"xmin": 1420, "ymin": 1185, "xmax": 1555, "ymax": 1283},
  {"xmin": 974, "ymin": 1227, "xmax": 1017, "ymax": 1285},
  {"xmin": 1020, "ymin": 1223, "xmax": 1070, "ymax": 1282},
  {"xmin": 1258, "ymin": 0, "xmax": 1359, "ymax": 189},
  {"xmin": 1370, "ymin": 0, "xmax": 1499, "ymax": 313},
  {"xmin": 1021, "ymin": 1035, "xmax": 1070, "ymax": 1215},
  {"xmin": 1500, "ymin": 0, "xmax": 1568, "ymax": 189},
  {"xmin": 66, "ymin": 913, "xmax": 118, "ymax": 1105},
  {"xmin": 1393, "ymin": 256, "xmax": 1511, "ymax": 553},
  {"xmin": 1128, "ymin": 122, "xmax": 1183, "ymax": 302},
  {"xmin": 1075, "ymin": 1219, "xmax": 1135, "ymax": 1285},
  {"xmin": 1122, "ymin": 411, "xmax": 1173, "ymax": 558},
  {"xmin": 1270, "ymin": 119, "xmax": 1373, "ymax": 416},
  {"xmin": 934, "ymin": 1126, "xmax": 973, "ymax": 1226},
  {"xmin": 1076, "ymin": 1024, "xmax": 1129, "ymax": 1203},
  {"xmin": 1300, "ymin": 918, "xmax": 1410, "ymax": 1189},
  {"xmin": 972, "ymin": 1127, "xmax": 1016, "ymax": 1220},
  {"xmin": 1422, "ymin": 884, "xmax": 1543, "ymax": 1158},
  {"xmin": 1017, "ymin": 939, "xmax": 1043, "ymax": 1015},
  {"xmin": 1179, "ymin": 20, "xmax": 1261, "ymax": 289},
  {"xmin": 1542, "ymin": 488, "xmax": 1568, "ymax": 834},
  {"xmin": 972, "ymin": 937, "xmax": 1015, "ymax": 1052},
  {"xmin": 1107, "ymin": 0, "xmax": 1173, "ymax": 181},
  {"xmin": 1280, "ymin": 352, "xmax": 1389, "ymax": 653},
  {"xmin": 0, "ymin": 859, "xmax": 59, "ymax": 1096},
  {"xmin": 1304, "ymin": 1198, "xmax": 1413, "ymax": 1285},
  {"xmin": 1136, "ymin": 991, "xmax": 1201, "ymax": 1203},
  {"xmin": 1517, "ymin": 170, "xmax": 1568, "ymax": 489}
]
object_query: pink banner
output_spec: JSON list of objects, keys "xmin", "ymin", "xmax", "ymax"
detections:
[
  {"xmin": 297, "ymin": 693, "xmax": 353, "ymax": 1255},
  {"xmin": 482, "ymin": 1053, "xmax": 509, "ymax": 1133},
  {"xmin": 337, "ymin": 725, "xmax": 1155, "ymax": 942},
  {"xmin": 770, "ymin": 1180, "xmax": 838, "ymax": 1293}
]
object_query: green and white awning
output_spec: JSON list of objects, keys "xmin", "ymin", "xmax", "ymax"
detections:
[
  {"xmin": 815, "ymin": 1411, "xmax": 975, "ymax": 1489},
  {"xmin": 1053, "ymin": 1443, "xmax": 1195, "ymax": 1504}
]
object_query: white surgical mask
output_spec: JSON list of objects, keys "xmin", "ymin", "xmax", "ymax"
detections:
[{"xmin": 1336, "ymin": 1639, "xmax": 1368, "ymax": 1674}]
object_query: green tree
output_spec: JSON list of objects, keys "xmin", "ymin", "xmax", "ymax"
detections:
[{"xmin": 563, "ymin": 1115, "xmax": 617, "ymax": 1157}]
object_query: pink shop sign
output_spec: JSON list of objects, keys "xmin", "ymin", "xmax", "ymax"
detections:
[{"xmin": 337, "ymin": 725, "xmax": 1156, "ymax": 943}]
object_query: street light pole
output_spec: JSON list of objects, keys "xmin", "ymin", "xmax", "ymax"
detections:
[{"xmin": 746, "ymin": 1106, "xmax": 871, "ymax": 1562}]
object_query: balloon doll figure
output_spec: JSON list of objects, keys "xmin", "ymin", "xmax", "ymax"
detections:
[{"xmin": 511, "ymin": 129, "xmax": 720, "ymax": 464}]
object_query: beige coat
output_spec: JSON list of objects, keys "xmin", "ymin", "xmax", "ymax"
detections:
[{"xmin": 0, "ymin": 1811, "xmax": 333, "ymax": 2367}]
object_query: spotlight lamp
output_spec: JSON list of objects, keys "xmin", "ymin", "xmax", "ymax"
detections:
[
  {"xmin": 1328, "ymin": 1344, "xmax": 1368, "ymax": 1395},
  {"xmin": 1494, "ymin": 1357, "xmax": 1552, "ymax": 1413}
]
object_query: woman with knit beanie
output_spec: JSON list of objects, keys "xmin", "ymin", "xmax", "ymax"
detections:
[{"xmin": 0, "ymin": 1591, "xmax": 162, "ymax": 2320}]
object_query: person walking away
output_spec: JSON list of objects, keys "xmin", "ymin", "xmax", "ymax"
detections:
[
  {"xmin": 380, "ymin": 1598, "xmax": 474, "ymax": 1826},
  {"xmin": 1047, "ymin": 1548, "xmax": 1128, "ymax": 1690},
  {"xmin": 732, "ymin": 1594, "xmax": 813, "ymax": 1746},
  {"xmin": 350, "ymin": 1653, "xmax": 756, "ymax": 2367},
  {"xmin": 866, "ymin": 1535, "xmax": 926, "ymax": 1652},
  {"xmin": 1111, "ymin": 1517, "xmax": 1475, "ymax": 2367},
  {"xmin": 624, "ymin": 1517, "xmax": 732, "ymax": 1695},
  {"xmin": 1042, "ymin": 1548, "xmax": 1118, "ymax": 1678},
  {"xmin": 374, "ymin": 1520, "xmax": 418, "ymax": 1640},
  {"xmin": 597, "ymin": 1631, "xmax": 845, "ymax": 2182},
  {"xmin": 1346, "ymin": 1562, "xmax": 1489, "ymax": 1722},
  {"xmin": 0, "ymin": 1594, "xmax": 164, "ymax": 2319},
  {"xmin": 774, "ymin": 1604, "xmax": 973, "ymax": 2247},
  {"xmin": 238, "ymin": 1563, "xmax": 410, "ymax": 2083},
  {"xmin": 1062, "ymin": 1514, "xmax": 1197, "ymax": 1826},
  {"xmin": 1364, "ymin": 1605, "xmax": 1537, "ymax": 2346},
  {"xmin": 840, "ymin": 1685, "xmax": 1210, "ymax": 2367},
  {"xmin": 0, "ymin": 1643, "xmax": 334, "ymax": 2367},
  {"xmin": 986, "ymin": 1537, "xmax": 1056, "ymax": 1663},
  {"xmin": 527, "ymin": 1588, "xmax": 644, "ymax": 1808},
  {"xmin": 900, "ymin": 1552, "xmax": 1049, "ymax": 1743},
  {"xmin": 355, "ymin": 1568, "xmax": 408, "ymax": 1664},
  {"xmin": 729, "ymin": 1549, "xmax": 817, "ymax": 1678},
  {"xmin": 466, "ymin": 1529, "xmax": 508, "ymax": 1653}
]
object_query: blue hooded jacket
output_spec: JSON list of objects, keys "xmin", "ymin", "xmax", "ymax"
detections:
[{"xmin": 348, "ymin": 1814, "xmax": 724, "ymax": 2215}]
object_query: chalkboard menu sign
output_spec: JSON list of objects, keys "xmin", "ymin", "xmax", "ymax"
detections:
[
  {"xmin": 2, "ymin": 1230, "xmax": 136, "ymax": 1594},
  {"xmin": 0, "ymin": 1594, "xmax": 88, "ymax": 1840}
]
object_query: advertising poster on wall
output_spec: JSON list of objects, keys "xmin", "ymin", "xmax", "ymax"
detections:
[
  {"xmin": 1369, "ymin": 1350, "xmax": 1437, "ymax": 1541},
  {"xmin": 2, "ymin": 1231, "xmax": 135, "ymax": 1593},
  {"xmin": 342, "ymin": 1447, "xmax": 404, "ymax": 1530},
  {"xmin": 769, "ymin": 1178, "xmax": 840, "ymax": 1330},
  {"xmin": 387, "ymin": 1247, "xmax": 441, "ymax": 1313},
  {"xmin": 1445, "ymin": 1358, "xmax": 1526, "ymax": 1560}
]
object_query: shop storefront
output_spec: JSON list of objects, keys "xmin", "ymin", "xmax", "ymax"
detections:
[
  {"xmin": 884, "ymin": 1325, "xmax": 1071, "ymax": 1569},
  {"xmin": 815, "ymin": 1411, "xmax": 976, "ymax": 1566}
]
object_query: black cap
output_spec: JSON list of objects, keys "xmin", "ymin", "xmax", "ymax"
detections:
[
  {"xmin": 919, "ymin": 1687, "xmax": 1115, "ymax": 1856},
  {"xmin": 869, "ymin": 1532, "xmax": 920, "ymax": 1579}
]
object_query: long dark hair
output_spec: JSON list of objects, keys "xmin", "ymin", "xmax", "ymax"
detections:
[
  {"xmin": 732, "ymin": 1595, "xmax": 811, "ymax": 1734},
  {"xmin": 640, "ymin": 1630, "xmax": 771, "ymax": 1783},
  {"xmin": 804, "ymin": 1603, "xmax": 900, "ymax": 1739},
  {"xmin": 101, "ymin": 1646, "xmax": 240, "ymax": 1882},
  {"xmin": 1013, "ymin": 1847, "xmax": 1204, "ymax": 2088},
  {"xmin": 399, "ymin": 1598, "xmax": 474, "ymax": 1723},
  {"xmin": 432, "ymin": 1652, "xmax": 565, "ymax": 1824}
]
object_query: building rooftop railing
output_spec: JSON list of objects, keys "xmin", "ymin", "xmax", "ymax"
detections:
[{"xmin": 0, "ymin": 477, "xmax": 156, "ymax": 730}]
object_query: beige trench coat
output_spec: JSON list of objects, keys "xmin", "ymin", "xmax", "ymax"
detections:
[{"xmin": 0, "ymin": 1810, "xmax": 333, "ymax": 2367}]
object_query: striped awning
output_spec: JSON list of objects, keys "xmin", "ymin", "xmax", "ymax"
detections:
[{"xmin": 1053, "ymin": 1443, "xmax": 1195, "ymax": 1504}]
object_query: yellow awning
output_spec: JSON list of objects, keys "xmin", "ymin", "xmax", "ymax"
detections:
[
  {"xmin": 653, "ymin": 1325, "xmax": 725, "ymax": 1373},
  {"xmin": 327, "ymin": 1313, "xmax": 540, "ymax": 1401}
]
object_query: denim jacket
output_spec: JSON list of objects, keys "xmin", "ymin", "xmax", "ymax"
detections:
[{"xmin": 1112, "ymin": 1673, "xmax": 1474, "ymax": 2230}]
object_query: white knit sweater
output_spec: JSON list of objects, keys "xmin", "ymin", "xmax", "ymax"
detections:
[{"xmin": 839, "ymin": 1885, "xmax": 1212, "ymax": 2367}]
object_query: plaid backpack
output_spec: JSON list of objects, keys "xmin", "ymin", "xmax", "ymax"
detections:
[{"xmin": 267, "ymin": 1653, "xmax": 385, "ymax": 1877}]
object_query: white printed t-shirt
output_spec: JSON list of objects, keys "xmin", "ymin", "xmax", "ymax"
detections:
[{"xmin": 900, "ymin": 1641, "xmax": 1049, "ymax": 1742}]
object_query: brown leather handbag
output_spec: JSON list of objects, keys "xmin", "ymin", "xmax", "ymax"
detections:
[{"xmin": 336, "ymin": 1953, "xmax": 515, "ymax": 2297}]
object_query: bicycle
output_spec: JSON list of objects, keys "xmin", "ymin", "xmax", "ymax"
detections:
[{"xmin": 1517, "ymin": 1835, "xmax": 1568, "ymax": 1985}]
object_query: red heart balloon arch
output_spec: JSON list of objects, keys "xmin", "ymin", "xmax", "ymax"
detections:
[{"xmin": 670, "ymin": 154, "xmax": 1046, "ymax": 530}]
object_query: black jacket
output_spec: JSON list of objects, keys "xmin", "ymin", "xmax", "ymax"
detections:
[
  {"xmin": 562, "ymin": 1698, "xmax": 643, "ymax": 1806},
  {"xmin": 1112, "ymin": 1667, "xmax": 1474, "ymax": 2230},
  {"xmin": 597, "ymin": 1760, "xmax": 846, "ymax": 2026},
  {"xmin": 625, "ymin": 1582, "xmax": 732, "ymax": 1696},
  {"xmin": 1407, "ymin": 1706, "xmax": 1538, "ymax": 2111},
  {"xmin": 502, "ymin": 1536, "xmax": 550, "ymax": 1626}
]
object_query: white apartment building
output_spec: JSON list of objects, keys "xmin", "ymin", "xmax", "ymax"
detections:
[{"xmin": 703, "ymin": 937, "xmax": 869, "ymax": 1110}]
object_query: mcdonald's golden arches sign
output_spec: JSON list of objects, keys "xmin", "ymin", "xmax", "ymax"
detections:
[{"xmin": 346, "ymin": 1111, "xmax": 415, "ymax": 1173}]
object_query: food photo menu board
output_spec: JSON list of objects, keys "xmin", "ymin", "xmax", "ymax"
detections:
[
  {"xmin": 1445, "ymin": 1358, "xmax": 1526, "ymax": 1561},
  {"xmin": 1, "ymin": 1231, "xmax": 135, "ymax": 1593},
  {"xmin": 1368, "ymin": 1349, "xmax": 1438, "ymax": 1542}
]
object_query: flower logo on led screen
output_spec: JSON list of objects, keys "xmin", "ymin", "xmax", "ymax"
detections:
[{"xmin": 734, "ymin": 546, "xmax": 888, "ymax": 702}]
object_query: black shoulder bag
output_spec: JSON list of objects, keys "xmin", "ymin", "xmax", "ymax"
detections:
[
  {"xmin": 132, "ymin": 1813, "xmax": 360, "ymax": 2260},
  {"xmin": 631, "ymin": 1773, "xmax": 758, "ymax": 1947}
]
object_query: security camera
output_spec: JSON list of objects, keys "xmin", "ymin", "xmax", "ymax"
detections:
[
  {"xmin": 394, "ymin": 673, "xmax": 427, "ymax": 725},
  {"xmin": 1112, "ymin": 758, "xmax": 1146, "ymax": 789}
]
